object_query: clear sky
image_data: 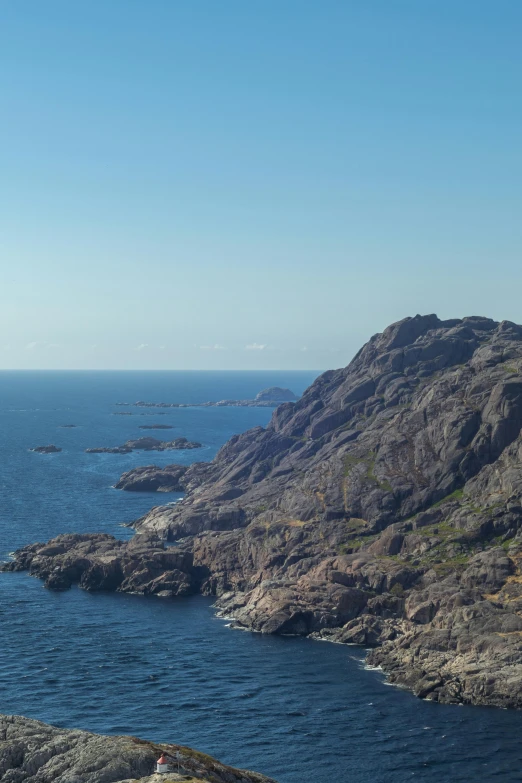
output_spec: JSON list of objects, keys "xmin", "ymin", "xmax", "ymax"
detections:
[{"xmin": 1, "ymin": 0, "xmax": 521, "ymax": 370}]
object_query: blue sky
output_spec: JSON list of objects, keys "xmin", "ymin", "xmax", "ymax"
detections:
[{"xmin": 1, "ymin": 1, "xmax": 521, "ymax": 369}]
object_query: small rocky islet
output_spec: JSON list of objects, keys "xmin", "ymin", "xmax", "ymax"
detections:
[
  {"xmin": 8, "ymin": 314, "xmax": 522, "ymax": 712},
  {"xmin": 0, "ymin": 714, "xmax": 277, "ymax": 783},
  {"xmin": 30, "ymin": 444, "xmax": 62, "ymax": 454},
  {"xmin": 85, "ymin": 437, "xmax": 202, "ymax": 454}
]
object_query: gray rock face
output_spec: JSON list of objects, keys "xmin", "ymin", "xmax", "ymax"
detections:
[
  {"xmin": 8, "ymin": 314, "xmax": 522, "ymax": 709},
  {"xmin": 0, "ymin": 714, "xmax": 277, "ymax": 783}
]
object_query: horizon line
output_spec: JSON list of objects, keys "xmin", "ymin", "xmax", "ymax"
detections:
[{"xmin": 0, "ymin": 367, "xmax": 327, "ymax": 373}]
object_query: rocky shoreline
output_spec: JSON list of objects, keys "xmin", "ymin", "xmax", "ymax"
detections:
[
  {"xmin": 6, "ymin": 314, "xmax": 522, "ymax": 710},
  {"xmin": 0, "ymin": 714, "xmax": 277, "ymax": 783}
]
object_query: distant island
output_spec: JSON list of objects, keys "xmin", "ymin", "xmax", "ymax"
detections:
[
  {"xmin": 115, "ymin": 386, "xmax": 299, "ymax": 409},
  {"xmin": 254, "ymin": 386, "xmax": 298, "ymax": 402}
]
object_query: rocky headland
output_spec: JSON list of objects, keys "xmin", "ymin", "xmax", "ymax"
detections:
[
  {"xmin": 115, "ymin": 387, "xmax": 298, "ymax": 410},
  {"xmin": 8, "ymin": 314, "xmax": 522, "ymax": 709},
  {"xmin": 86, "ymin": 437, "xmax": 202, "ymax": 454},
  {"xmin": 1, "ymin": 532, "xmax": 198, "ymax": 594},
  {"xmin": 0, "ymin": 714, "xmax": 277, "ymax": 783}
]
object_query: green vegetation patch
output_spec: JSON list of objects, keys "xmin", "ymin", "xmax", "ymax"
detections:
[
  {"xmin": 432, "ymin": 554, "xmax": 470, "ymax": 575},
  {"xmin": 343, "ymin": 454, "xmax": 366, "ymax": 476},
  {"xmin": 343, "ymin": 451, "xmax": 393, "ymax": 492},
  {"xmin": 431, "ymin": 488, "xmax": 464, "ymax": 508}
]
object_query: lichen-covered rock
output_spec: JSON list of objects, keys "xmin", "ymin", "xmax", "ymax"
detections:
[{"xmin": 0, "ymin": 714, "xmax": 277, "ymax": 783}]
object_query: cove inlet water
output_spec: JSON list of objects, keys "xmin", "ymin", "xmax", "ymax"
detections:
[{"xmin": 1, "ymin": 371, "xmax": 522, "ymax": 783}]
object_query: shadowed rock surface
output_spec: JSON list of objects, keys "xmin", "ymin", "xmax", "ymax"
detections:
[
  {"xmin": 8, "ymin": 314, "xmax": 522, "ymax": 708},
  {"xmin": 0, "ymin": 714, "xmax": 277, "ymax": 783},
  {"xmin": 30, "ymin": 445, "xmax": 62, "ymax": 454}
]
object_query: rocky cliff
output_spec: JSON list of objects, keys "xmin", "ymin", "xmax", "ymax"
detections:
[
  {"xmin": 6, "ymin": 314, "xmax": 522, "ymax": 708},
  {"xmin": 0, "ymin": 714, "xmax": 277, "ymax": 783}
]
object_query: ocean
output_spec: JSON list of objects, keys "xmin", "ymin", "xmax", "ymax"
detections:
[{"xmin": 1, "ymin": 370, "xmax": 522, "ymax": 783}]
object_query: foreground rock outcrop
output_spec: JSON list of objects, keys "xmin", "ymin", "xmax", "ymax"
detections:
[
  {"xmin": 0, "ymin": 714, "xmax": 277, "ymax": 783},
  {"xmin": 30, "ymin": 445, "xmax": 62, "ymax": 454},
  {"xmin": 8, "ymin": 314, "xmax": 522, "ymax": 709}
]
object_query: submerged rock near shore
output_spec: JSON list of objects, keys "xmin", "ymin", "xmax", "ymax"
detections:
[
  {"xmin": 0, "ymin": 714, "xmax": 277, "ymax": 783},
  {"xmin": 9, "ymin": 314, "xmax": 522, "ymax": 709}
]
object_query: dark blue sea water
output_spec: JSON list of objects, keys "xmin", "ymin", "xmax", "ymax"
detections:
[{"xmin": 1, "ymin": 371, "xmax": 522, "ymax": 783}]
